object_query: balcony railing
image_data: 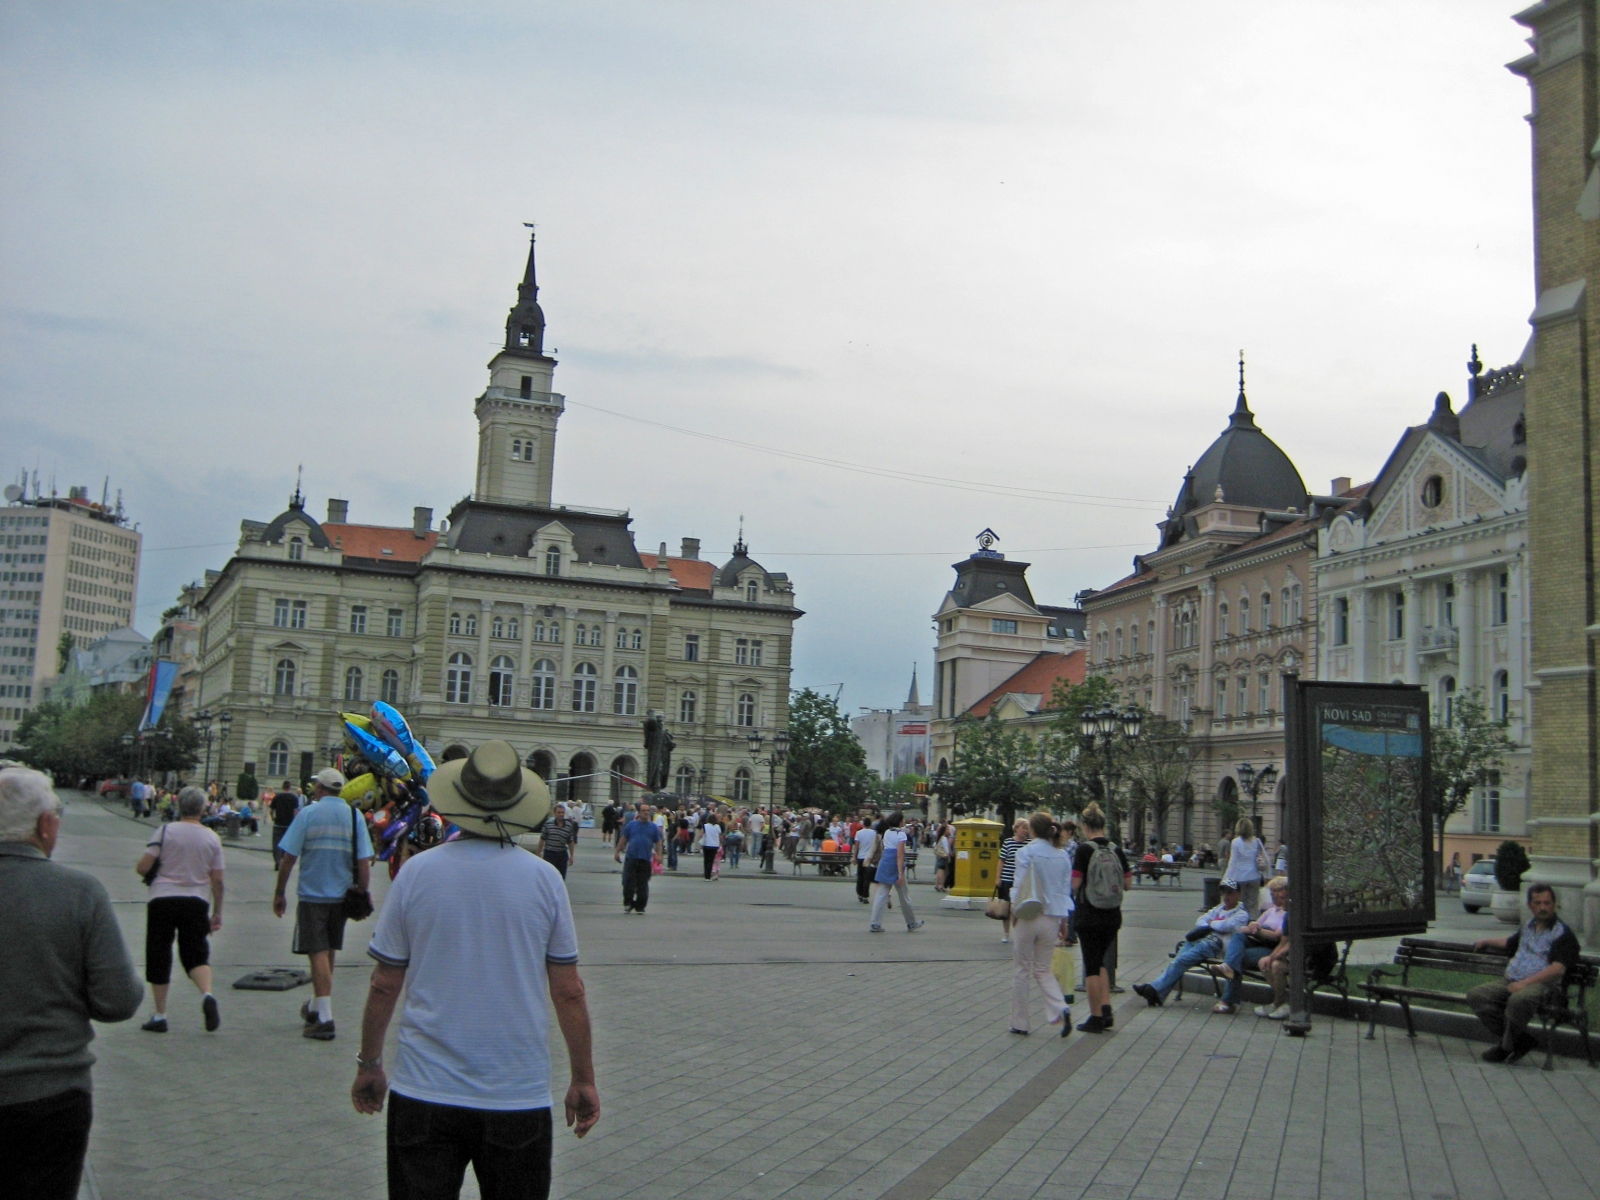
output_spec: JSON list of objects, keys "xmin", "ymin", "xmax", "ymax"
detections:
[{"xmin": 1418, "ymin": 626, "xmax": 1459, "ymax": 653}]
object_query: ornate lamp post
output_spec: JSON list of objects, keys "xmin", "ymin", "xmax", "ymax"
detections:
[
  {"xmin": 193, "ymin": 710, "xmax": 214, "ymax": 784},
  {"xmin": 120, "ymin": 732, "xmax": 135, "ymax": 785},
  {"xmin": 748, "ymin": 727, "xmax": 790, "ymax": 874},
  {"xmin": 217, "ymin": 712, "xmax": 233, "ymax": 790},
  {"xmin": 1235, "ymin": 761, "xmax": 1279, "ymax": 827},
  {"xmin": 1077, "ymin": 705, "xmax": 1143, "ymax": 845}
]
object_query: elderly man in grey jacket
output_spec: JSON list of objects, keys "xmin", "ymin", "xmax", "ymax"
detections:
[{"xmin": 0, "ymin": 768, "xmax": 144, "ymax": 1200}]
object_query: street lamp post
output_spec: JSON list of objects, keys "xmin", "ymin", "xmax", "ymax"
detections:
[
  {"xmin": 1235, "ymin": 761, "xmax": 1279, "ymax": 828},
  {"xmin": 1078, "ymin": 705, "xmax": 1143, "ymax": 846},
  {"xmin": 120, "ymin": 733, "xmax": 135, "ymax": 791},
  {"xmin": 748, "ymin": 728, "xmax": 790, "ymax": 874},
  {"xmin": 217, "ymin": 712, "xmax": 233, "ymax": 792},
  {"xmin": 194, "ymin": 710, "xmax": 214, "ymax": 785}
]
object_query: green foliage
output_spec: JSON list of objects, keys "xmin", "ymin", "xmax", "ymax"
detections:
[
  {"xmin": 784, "ymin": 688, "xmax": 870, "ymax": 812},
  {"xmin": 949, "ymin": 714, "xmax": 1041, "ymax": 828},
  {"xmin": 12, "ymin": 693, "xmax": 198, "ymax": 782},
  {"xmin": 56, "ymin": 631, "xmax": 75, "ymax": 674},
  {"xmin": 1214, "ymin": 786, "xmax": 1241, "ymax": 841},
  {"xmin": 1494, "ymin": 839, "xmax": 1530, "ymax": 893},
  {"xmin": 1121, "ymin": 714, "xmax": 1197, "ymax": 847},
  {"xmin": 236, "ymin": 770, "xmax": 259, "ymax": 801},
  {"xmin": 862, "ymin": 772, "xmax": 922, "ymax": 812},
  {"xmin": 1429, "ymin": 689, "xmax": 1516, "ymax": 861}
]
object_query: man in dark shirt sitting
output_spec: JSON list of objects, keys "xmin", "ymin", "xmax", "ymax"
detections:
[{"xmin": 1468, "ymin": 883, "xmax": 1581, "ymax": 1064}]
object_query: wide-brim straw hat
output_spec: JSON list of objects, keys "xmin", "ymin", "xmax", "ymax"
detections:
[{"xmin": 427, "ymin": 740, "xmax": 550, "ymax": 841}]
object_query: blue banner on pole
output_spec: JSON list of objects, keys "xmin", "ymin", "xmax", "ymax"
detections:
[{"xmin": 140, "ymin": 660, "xmax": 180, "ymax": 731}]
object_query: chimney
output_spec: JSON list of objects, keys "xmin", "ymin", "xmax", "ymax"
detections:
[
  {"xmin": 413, "ymin": 507, "xmax": 432, "ymax": 537},
  {"xmin": 1331, "ymin": 477, "xmax": 1351, "ymax": 496},
  {"xmin": 326, "ymin": 498, "xmax": 349, "ymax": 525},
  {"xmin": 680, "ymin": 537, "xmax": 700, "ymax": 560}
]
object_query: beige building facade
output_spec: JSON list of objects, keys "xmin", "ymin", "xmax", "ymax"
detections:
[{"xmin": 194, "ymin": 236, "xmax": 800, "ymax": 807}]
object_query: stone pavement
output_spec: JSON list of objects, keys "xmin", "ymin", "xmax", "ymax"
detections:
[{"xmin": 58, "ymin": 794, "xmax": 1600, "ymax": 1200}]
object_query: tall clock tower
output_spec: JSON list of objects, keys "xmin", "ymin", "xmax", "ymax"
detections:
[{"xmin": 473, "ymin": 230, "xmax": 563, "ymax": 507}]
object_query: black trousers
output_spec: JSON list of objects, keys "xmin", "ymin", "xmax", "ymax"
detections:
[
  {"xmin": 145, "ymin": 895, "xmax": 211, "ymax": 984},
  {"xmin": 703, "ymin": 846, "xmax": 718, "ymax": 879},
  {"xmin": 544, "ymin": 849, "xmax": 568, "ymax": 878},
  {"xmin": 0, "ymin": 1088, "xmax": 92, "ymax": 1200},
  {"xmin": 623, "ymin": 857, "xmax": 652, "ymax": 911},
  {"xmin": 857, "ymin": 862, "xmax": 874, "ymax": 901},
  {"xmin": 388, "ymin": 1091, "xmax": 552, "ymax": 1200}
]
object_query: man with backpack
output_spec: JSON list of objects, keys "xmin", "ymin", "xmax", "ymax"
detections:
[{"xmin": 1070, "ymin": 803, "xmax": 1131, "ymax": 1033}]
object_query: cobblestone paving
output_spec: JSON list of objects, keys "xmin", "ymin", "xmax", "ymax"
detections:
[{"xmin": 59, "ymin": 794, "xmax": 1600, "ymax": 1200}]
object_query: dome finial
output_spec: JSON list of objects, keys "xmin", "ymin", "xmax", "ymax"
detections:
[
  {"xmin": 1227, "ymin": 351, "xmax": 1258, "ymax": 430},
  {"xmin": 734, "ymin": 513, "xmax": 747, "ymax": 558},
  {"xmin": 1235, "ymin": 349, "xmax": 1250, "ymax": 414}
]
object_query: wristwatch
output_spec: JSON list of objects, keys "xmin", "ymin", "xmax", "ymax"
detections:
[{"xmin": 355, "ymin": 1053, "xmax": 383, "ymax": 1070}]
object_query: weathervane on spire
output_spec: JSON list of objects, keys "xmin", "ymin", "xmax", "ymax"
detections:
[
  {"xmin": 734, "ymin": 514, "xmax": 747, "ymax": 557},
  {"xmin": 290, "ymin": 464, "xmax": 304, "ymax": 511},
  {"xmin": 974, "ymin": 528, "xmax": 1003, "ymax": 559}
]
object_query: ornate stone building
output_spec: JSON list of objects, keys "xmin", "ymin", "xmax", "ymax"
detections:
[
  {"xmin": 193, "ymin": 236, "xmax": 801, "ymax": 808},
  {"xmin": 1509, "ymin": 0, "xmax": 1600, "ymax": 944},
  {"xmin": 1313, "ymin": 360, "xmax": 1531, "ymax": 868},
  {"xmin": 1080, "ymin": 376, "xmax": 1348, "ymax": 849}
]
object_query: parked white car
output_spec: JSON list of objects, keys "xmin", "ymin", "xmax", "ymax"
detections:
[{"xmin": 1461, "ymin": 859, "xmax": 1497, "ymax": 913}]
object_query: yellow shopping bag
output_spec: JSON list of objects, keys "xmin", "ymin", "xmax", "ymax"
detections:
[{"xmin": 1051, "ymin": 945, "xmax": 1075, "ymax": 996}]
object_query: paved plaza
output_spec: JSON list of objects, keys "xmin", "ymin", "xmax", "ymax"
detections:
[{"xmin": 60, "ymin": 794, "xmax": 1599, "ymax": 1200}]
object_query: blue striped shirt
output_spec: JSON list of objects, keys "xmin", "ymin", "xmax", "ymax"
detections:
[{"xmin": 278, "ymin": 798, "xmax": 374, "ymax": 902}]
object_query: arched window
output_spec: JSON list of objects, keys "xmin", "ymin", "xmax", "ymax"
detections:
[
  {"xmin": 343, "ymin": 665, "xmax": 363, "ymax": 702},
  {"xmin": 614, "ymin": 665, "xmax": 639, "ymax": 716},
  {"xmin": 1439, "ymin": 675, "xmax": 1457, "ymax": 724},
  {"xmin": 531, "ymin": 659, "xmax": 557, "ymax": 710},
  {"xmin": 615, "ymin": 626, "xmax": 628, "ymax": 650},
  {"xmin": 675, "ymin": 763, "xmax": 696, "ymax": 795},
  {"xmin": 489, "ymin": 655, "xmax": 515, "ymax": 707},
  {"xmin": 746, "ymin": 579, "xmax": 759, "ymax": 603},
  {"xmin": 449, "ymin": 612, "xmax": 462, "ymax": 635},
  {"xmin": 274, "ymin": 658, "xmax": 297, "ymax": 696},
  {"xmin": 572, "ymin": 662, "xmax": 597, "ymax": 713},
  {"xmin": 631, "ymin": 628, "xmax": 643, "ymax": 650},
  {"xmin": 491, "ymin": 616, "xmax": 505, "ymax": 639},
  {"xmin": 546, "ymin": 620, "xmax": 561, "ymax": 644},
  {"xmin": 1218, "ymin": 602, "xmax": 1229, "ymax": 637},
  {"xmin": 446, "ymin": 652, "xmax": 473, "ymax": 704},
  {"xmin": 732, "ymin": 767, "xmax": 752, "ymax": 803},
  {"xmin": 1261, "ymin": 592, "xmax": 1273, "ymax": 628},
  {"xmin": 380, "ymin": 668, "xmax": 400, "ymax": 705},
  {"xmin": 533, "ymin": 620, "xmax": 546, "ymax": 643},
  {"xmin": 1239, "ymin": 597, "xmax": 1251, "ymax": 634},
  {"xmin": 679, "ymin": 690, "xmax": 697, "ymax": 724},
  {"xmin": 288, "ymin": 536, "xmax": 304, "ymax": 561},
  {"xmin": 464, "ymin": 612, "xmax": 478, "ymax": 637},
  {"xmin": 506, "ymin": 616, "xmax": 519, "ymax": 640},
  {"xmin": 1493, "ymin": 669, "xmax": 1510, "ymax": 722},
  {"xmin": 545, "ymin": 546, "xmax": 561, "ymax": 576},
  {"xmin": 1147, "ymin": 620, "xmax": 1155, "ymax": 650},
  {"xmin": 736, "ymin": 692, "xmax": 756, "ymax": 727},
  {"xmin": 267, "ymin": 740, "xmax": 290, "ymax": 777}
]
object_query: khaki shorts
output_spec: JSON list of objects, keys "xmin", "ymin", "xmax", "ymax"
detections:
[{"xmin": 292, "ymin": 901, "xmax": 348, "ymax": 956}]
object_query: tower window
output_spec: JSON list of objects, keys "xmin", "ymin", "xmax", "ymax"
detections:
[
  {"xmin": 991, "ymin": 619, "xmax": 1018, "ymax": 634},
  {"xmin": 288, "ymin": 536, "xmax": 304, "ymax": 561},
  {"xmin": 520, "ymin": 375, "xmax": 532, "ymax": 399},
  {"xmin": 746, "ymin": 578, "xmax": 759, "ymax": 603},
  {"xmin": 545, "ymin": 547, "xmax": 561, "ymax": 576}
]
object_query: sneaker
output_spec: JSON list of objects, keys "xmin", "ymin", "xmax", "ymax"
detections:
[
  {"xmin": 1134, "ymin": 983, "xmax": 1163, "ymax": 1008},
  {"xmin": 1268, "ymin": 1004, "xmax": 1291, "ymax": 1021},
  {"xmin": 907, "ymin": 920, "xmax": 925, "ymax": 931},
  {"xmin": 202, "ymin": 994, "xmax": 220, "ymax": 1033},
  {"xmin": 1076, "ymin": 1014, "xmax": 1108, "ymax": 1033},
  {"xmin": 299, "ymin": 1000, "xmax": 318, "ymax": 1026},
  {"xmin": 1481, "ymin": 1045, "xmax": 1510, "ymax": 1063},
  {"xmin": 140, "ymin": 1016, "xmax": 168, "ymax": 1033},
  {"xmin": 869, "ymin": 925, "xmax": 885, "ymax": 933},
  {"xmin": 1009, "ymin": 1027, "xmax": 1030, "ymax": 1036},
  {"xmin": 1254, "ymin": 1004, "xmax": 1274, "ymax": 1018},
  {"xmin": 1000, "ymin": 936, "xmax": 1010, "ymax": 944},
  {"xmin": 303, "ymin": 1020, "xmax": 336, "ymax": 1041}
]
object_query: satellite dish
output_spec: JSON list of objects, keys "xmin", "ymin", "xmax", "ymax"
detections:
[{"xmin": 3, "ymin": 485, "xmax": 22, "ymax": 503}]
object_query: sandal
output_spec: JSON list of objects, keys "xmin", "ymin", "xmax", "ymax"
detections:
[{"xmin": 1212, "ymin": 1002, "xmax": 1236, "ymax": 1015}]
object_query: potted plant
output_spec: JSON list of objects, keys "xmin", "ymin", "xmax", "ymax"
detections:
[{"xmin": 1491, "ymin": 839, "xmax": 1529, "ymax": 924}]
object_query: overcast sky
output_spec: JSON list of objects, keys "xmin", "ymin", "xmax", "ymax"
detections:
[{"xmin": 1, "ymin": 1, "xmax": 1536, "ymax": 712}]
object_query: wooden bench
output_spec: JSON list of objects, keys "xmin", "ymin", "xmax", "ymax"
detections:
[
  {"xmin": 791, "ymin": 850, "xmax": 855, "ymax": 876},
  {"xmin": 1174, "ymin": 936, "xmax": 1354, "ymax": 1014},
  {"xmin": 1363, "ymin": 937, "xmax": 1598, "ymax": 1069},
  {"xmin": 1135, "ymin": 863, "xmax": 1183, "ymax": 887}
]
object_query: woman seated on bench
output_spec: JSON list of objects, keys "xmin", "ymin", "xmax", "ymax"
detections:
[{"xmin": 1218, "ymin": 876, "xmax": 1290, "ymax": 1018}]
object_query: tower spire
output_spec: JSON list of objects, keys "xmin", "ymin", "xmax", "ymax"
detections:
[
  {"xmin": 906, "ymin": 664, "xmax": 921, "ymax": 709},
  {"xmin": 1228, "ymin": 350, "xmax": 1259, "ymax": 430},
  {"xmin": 504, "ymin": 224, "xmax": 547, "ymax": 356}
]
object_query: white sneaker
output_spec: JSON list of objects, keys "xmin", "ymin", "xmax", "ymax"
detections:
[
  {"xmin": 1254, "ymin": 1005, "xmax": 1273, "ymax": 1018},
  {"xmin": 1267, "ymin": 1004, "xmax": 1290, "ymax": 1020},
  {"xmin": 1001, "ymin": 936, "xmax": 1010, "ymax": 943}
]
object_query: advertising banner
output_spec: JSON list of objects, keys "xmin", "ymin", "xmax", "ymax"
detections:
[
  {"xmin": 892, "ymin": 718, "xmax": 930, "ymax": 779},
  {"xmin": 139, "ymin": 659, "xmax": 180, "ymax": 731}
]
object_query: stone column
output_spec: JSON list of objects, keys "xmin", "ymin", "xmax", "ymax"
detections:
[
  {"xmin": 560, "ymin": 606, "xmax": 577, "ymax": 710},
  {"xmin": 602, "ymin": 610, "xmax": 618, "ymax": 712},
  {"xmin": 476, "ymin": 600, "xmax": 492, "ymax": 706},
  {"xmin": 1153, "ymin": 594, "xmax": 1169, "ymax": 716},
  {"xmin": 1349, "ymin": 587, "xmax": 1369, "ymax": 683},
  {"xmin": 1402, "ymin": 580, "xmax": 1420, "ymax": 685},
  {"xmin": 1198, "ymin": 581, "xmax": 1216, "ymax": 719},
  {"xmin": 517, "ymin": 603, "xmax": 533, "ymax": 707},
  {"xmin": 1453, "ymin": 569, "xmax": 1475, "ymax": 690}
]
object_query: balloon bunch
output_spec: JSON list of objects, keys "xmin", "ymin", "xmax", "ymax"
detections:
[{"xmin": 338, "ymin": 702, "xmax": 442, "ymax": 876}]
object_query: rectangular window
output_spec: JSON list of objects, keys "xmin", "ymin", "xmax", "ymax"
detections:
[
  {"xmin": 991, "ymin": 619, "xmax": 1018, "ymax": 634},
  {"xmin": 287, "ymin": 600, "xmax": 307, "ymax": 629},
  {"xmin": 1259, "ymin": 672, "xmax": 1270, "ymax": 713},
  {"xmin": 683, "ymin": 633, "xmax": 700, "ymax": 662},
  {"xmin": 1442, "ymin": 582, "xmax": 1455, "ymax": 628},
  {"xmin": 1215, "ymin": 678, "xmax": 1227, "ymax": 718},
  {"xmin": 274, "ymin": 599, "xmax": 290, "ymax": 628},
  {"xmin": 1391, "ymin": 592, "xmax": 1405, "ymax": 641},
  {"xmin": 520, "ymin": 375, "xmax": 532, "ymax": 399},
  {"xmin": 1238, "ymin": 674, "xmax": 1249, "ymax": 715},
  {"xmin": 349, "ymin": 605, "xmax": 367, "ymax": 635},
  {"xmin": 735, "ymin": 638, "xmax": 749, "ymax": 665},
  {"xmin": 1494, "ymin": 572, "xmax": 1509, "ymax": 625},
  {"xmin": 1333, "ymin": 596, "xmax": 1349, "ymax": 646},
  {"xmin": 387, "ymin": 609, "xmax": 404, "ymax": 637},
  {"xmin": 750, "ymin": 639, "xmax": 762, "ymax": 667}
]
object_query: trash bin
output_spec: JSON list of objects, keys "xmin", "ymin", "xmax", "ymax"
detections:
[
  {"xmin": 950, "ymin": 818, "xmax": 1004, "ymax": 898},
  {"xmin": 224, "ymin": 812, "xmax": 241, "ymax": 839},
  {"xmin": 1201, "ymin": 875, "xmax": 1222, "ymax": 911}
]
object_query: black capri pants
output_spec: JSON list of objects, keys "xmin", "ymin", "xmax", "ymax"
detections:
[
  {"xmin": 1076, "ymin": 915, "xmax": 1120, "ymax": 976},
  {"xmin": 145, "ymin": 896, "xmax": 212, "ymax": 984}
]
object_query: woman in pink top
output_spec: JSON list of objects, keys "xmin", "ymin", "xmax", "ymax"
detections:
[{"xmin": 134, "ymin": 787, "xmax": 225, "ymax": 1033}]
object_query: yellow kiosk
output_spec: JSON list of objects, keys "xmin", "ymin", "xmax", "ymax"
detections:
[{"xmin": 944, "ymin": 818, "xmax": 1004, "ymax": 908}]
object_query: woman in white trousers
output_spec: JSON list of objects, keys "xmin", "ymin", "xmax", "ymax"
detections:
[{"xmin": 1009, "ymin": 811, "xmax": 1076, "ymax": 1037}]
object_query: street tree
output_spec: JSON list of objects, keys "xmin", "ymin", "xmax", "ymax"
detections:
[
  {"xmin": 1429, "ymin": 689, "xmax": 1516, "ymax": 868},
  {"xmin": 13, "ymin": 694, "xmax": 198, "ymax": 783},
  {"xmin": 784, "ymin": 687, "xmax": 870, "ymax": 812},
  {"xmin": 1120, "ymin": 714, "xmax": 1196, "ymax": 850},
  {"xmin": 949, "ymin": 714, "xmax": 1040, "ymax": 829}
]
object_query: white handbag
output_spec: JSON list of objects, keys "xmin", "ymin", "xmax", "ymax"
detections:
[{"xmin": 1011, "ymin": 860, "xmax": 1045, "ymax": 920}]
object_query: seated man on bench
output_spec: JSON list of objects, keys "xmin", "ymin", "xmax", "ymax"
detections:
[
  {"xmin": 1469, "ymin": 882, "xmax": 1581, "ymax": 1064},
  {"xmin": 1218, "ymin": 875, "xmax": 1289, "ymax": 1017},
  {"xmin": 1133, "ymin": 878, "xmax": 1250, "ymax": 1011}
]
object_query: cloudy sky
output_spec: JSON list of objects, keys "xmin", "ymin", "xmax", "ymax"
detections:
[{"xmin": 2, "ymin": 1, "xmax": 1535, "ymax": 711}]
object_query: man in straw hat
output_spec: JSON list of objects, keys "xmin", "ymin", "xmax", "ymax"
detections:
[{"xmin": 353, "ymin": 740, "xmax": 599, "ymax": 1198}]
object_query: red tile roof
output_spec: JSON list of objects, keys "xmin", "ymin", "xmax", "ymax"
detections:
[
  {"xmin": 324, "ymin": 523, "xmax": 439, "ymax": 563},
  {"xmin": 965, "ymin": 648, "xmax": 1087, "ymax": 718},
  {"xmin": 640, "ymin": 553, "xmax": 716, "ymax": 591}
]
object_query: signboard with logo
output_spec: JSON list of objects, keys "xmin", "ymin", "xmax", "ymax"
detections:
[{"xmin": 892, "ymin": 718, "xmax": 929, "ymax": 779}]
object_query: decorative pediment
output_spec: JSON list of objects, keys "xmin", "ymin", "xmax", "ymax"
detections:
[
  {"xmin": 1367, "ymin": 434, "xmax": 1506, "ymax": 544},
  {"xmin": 971, "ymin": 591, "xmax": 1040, "ymax": 616},
  {"xmin": 992, "ymin": 693, "xmax": 1044, "ymax": 720}
]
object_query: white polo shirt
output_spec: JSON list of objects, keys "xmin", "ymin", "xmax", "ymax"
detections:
[{"xmin": 368, "ymin": 837, "xmax": 578, "ymax": 1110}]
